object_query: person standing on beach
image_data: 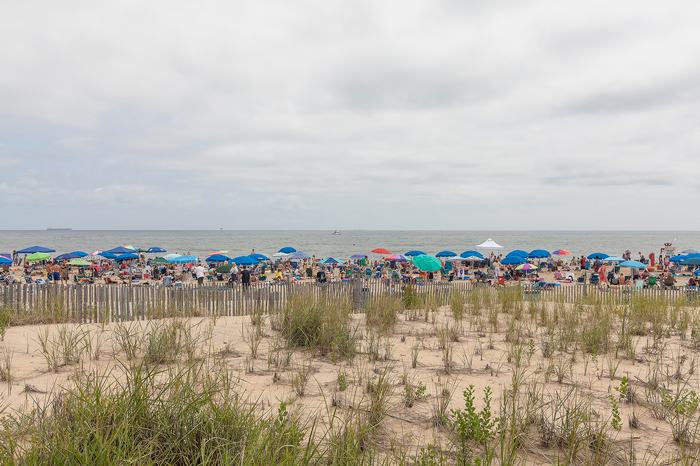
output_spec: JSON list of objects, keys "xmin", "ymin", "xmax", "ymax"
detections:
[
  {"xmin": 194, "ymin": 264, "xmax": 205, "ymax": 285},
  {"xmin": 240, "ymin": 266, "xmax": 251, "ymax": 287}
]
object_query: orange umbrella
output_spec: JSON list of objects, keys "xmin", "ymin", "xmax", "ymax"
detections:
[
  {"xmin": 207, "ymin": 250, "xmax": 229, "ymax": 257},
  {"xmin": 552, "ymin": 249, "xmax": 571, "ymax": 256}
]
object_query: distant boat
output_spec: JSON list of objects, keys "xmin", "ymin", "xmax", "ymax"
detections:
[
  {"xmin": 47, "ymin": 228, "xmax": 71, "ymax": 230},
  {"xmin": 332, "ymin": 230, "xmax": 341, "ymax": 235}
]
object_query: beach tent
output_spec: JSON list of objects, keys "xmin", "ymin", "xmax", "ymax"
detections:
[
  {"xmin": 476, "ymin": 238, "xmax": 504, "ymax": 250},
  {"xmin": 435, "ymin": 250, "xmax": 456, "ymax": 257},
  {"xmin": 17, "ymin": 246, "xmax": 55, "ymax": 254},
  {"xmin": 404, "ymin": 250, "xmax": 426, "ymax": 257},
  {"xmin": 460, "ymin": 250, "xmax": 484, "ymax": 259}
]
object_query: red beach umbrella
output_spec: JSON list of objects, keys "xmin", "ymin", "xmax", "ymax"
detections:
[{"xmin": 371, "ymin": 248, "xmax": 391, "ymax": 254}]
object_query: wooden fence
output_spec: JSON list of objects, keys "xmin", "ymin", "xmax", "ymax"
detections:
[{"xmin": 1, "ymin": 280, "xmax": 698, "ymax": 324}]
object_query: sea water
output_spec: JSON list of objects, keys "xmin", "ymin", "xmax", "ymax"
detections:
[{"xmin": 0, "ymin": 230, "xmax": 697, "ymax": 260}]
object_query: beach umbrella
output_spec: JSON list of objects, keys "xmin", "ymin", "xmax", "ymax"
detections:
[
  {"xmin": 501, "ymin": 256, "xmax": 528, "ymax": 265},
  {"xmin": 619, "ymin": 260, "xmax": 647, "ymax": 269},
  {"xmin": 681, "ymin": 257, "xmax": 700, "ymax": 266},
  {"xmin": 350, "ymin": 254, "xmax": 367, "ymax": 259},
  {"xmin": 101, "ymin": 253, "xmax": 117, "ymax": 259},
  {"xmin": 18, "ymin": 246, "xmax": 55, "ymax": 254},
  {"xmin": 216, "ymin": 264, "xmax": 233, "ymax": 273},
  {"xmin": 681, "ymin": 249, "xmax": 699, "ymax": 254},
  {"xmin": 286, "ymin": 251, "xmax": 310, "ymax": 261},
  {"xmin": 412, "ymin": 255, "xmax": 442, "ymax": 272},
  {"xmin": 272, "ymin": 252, "xmax": 289, "ymax": 258},
  {"xmin": 147, "ymin": 247, "xmax": 166, "ymax": 253},
  {"xmin": 371, "ymin": 248, "xmax": 391, "ymax": 254},
  {"xmin": 70, "ymin": 251, "xmax": 89, "ymax": 257},
  {"xmin": 103, "ymin": 246, "xmax": 138, "ymax": 255},
  {"xmin": 250, "ymin": 253, "xmax": 270, "ymax": 261},
  {"xmin": 385, "ymin": 254, "xmax": 409, "ymax": 262},
  {"xmin": 435, "ymin": 250, "xmax": 457, "ymax": 258},
  {"xmin": 151, "ymin": 257, "xmax": 168, "ymax": 263},
  {"xmin": 588, "ymin": 253, "xmax": 609, "ymax": 260},
  {"xmin": 602, "ymin": 256, "xmax": 625, "ymax": 262},
  {"xmin": 205, "ymin": 254, "xmax": 231, "ymax": 262},
  {"xmin": 476, "ymin": 238, "xmax": 504, "ymax": 250},
  {"xmin": 168, "ymin": 255, "xmax": 199, "ymax": 264},
  {"xmin": 506, "ymin": 250, "xmax": 528, "ymax": 258},
  {"xmin": 54, "ymin": 253, "xmax": 79, "ymax": 261},
  {"xmin": 83, "ymin": 254, "xmax": 105, "ymax": 262},
  {"xmin": 552, "ymin": 249, "xmax": 572, "ymax": 256},
  {"xmin": 278, "ymin": 247, "xmax": 296, "ymax": 254},
  {"xmin": 319, "ymin": 257, "xmax": 345, "ymax": 264},
  {"xmin": 206, "ymin": 250, "xmax": 229, "ymax": 257},
  {"xmin": 115, "ymin": 253, "xmax": 139, "ymax": 261},
  {"xmin": 163, "ymin": 254, "xmax": 180, "ymax": 259},
  {"xmin": 528, "ymin": 249, "xmax": 550, "ymax": 259},
  {"xmin": 515, "ymin": 263, "xmax": 537, "ymax": 270},
  {"xmin": 231, "ymin": 256, "xmax": 257, "ymax": 266},
  {"xmin": 405, "ymin": 250, "xmax": 427, "ymax": 257},
  {"xmin": 67, "ymin": 258, "xmax": 91, "ymax": 266},
  {"xmin": 26, "ymin": 252, "xmax": 51, "ymax": 261},
  {"xmin": 445, "ymin": 256, "xmax": 465, "ymax": 262},
  {"xmin": 669, "ymin": 255, "xmax": 687, "ymax": 263},
  {"xmin": 0, "ymin": 257, "xmax": 11, "ymax": 265},
  {"xmin": 460, "ymin": 250, "xmax": 484, "ymax": 259},
  {"xmin": 462, "ymin": 255, "xmax": 485, "ymax": 262}
]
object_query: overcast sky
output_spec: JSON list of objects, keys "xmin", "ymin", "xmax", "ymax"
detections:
[{"xmin": 1, "ymin": 0, "xmax": 699, "ymax": 230}]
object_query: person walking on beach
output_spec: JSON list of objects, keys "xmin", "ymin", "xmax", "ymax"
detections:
[
  {"xmin": 194, "ymin": 264, "xmax": 205, "ymax": 285},
  {"xmin": 240, "ymin": 266, "xmax": 251, "ymax": 287}
]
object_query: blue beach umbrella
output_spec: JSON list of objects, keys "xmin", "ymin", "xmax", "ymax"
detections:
[
  {"xmin": 54, "ymin": 253, "xmax": 79, "ymax": 261},
  {"xmin": 115, "ymin": 253, "xmax": 139, "ymax": 261},
  {"xmin": 205, "ymin": 254, "xmax": 231, "ymax": 262},
  {"xmin": 146, "ymin": 247, "xmax": 166, "ymax": 253},
  {"xmin": 435, "ymin": 250, "xmax": 456, "ymax": 258},
  {"xmin": 231, "ymin": 256, "xmax": 257, "ymax": 266},
  {"xmin": 506, "ymin": 250, "xmax": 528, "ymax": 258},
  {"xmin": 588, "ymin": 253, "xmax": 609, "ymax": 260},
  {"xmin": 278, "ymin": 247, "xmax": 296, "ymax": 254},
  {"xmin": 528, "ymin": 249, "xmax": 550, "ymax": 259},
  {"xmin": 101, "ymin": 252, "xmax": 117, "ymax": 259},
  {"xmin": 286, "ymin": 251, "xmax": 310, "ymax": 260},
  {"xmin": 619, "ymin": 260, "xmax": 647, "ymax": 269},
  {"xmin": 405, "ymin": 250, "xmax": 427, "ymax": 257},
  {"xmin": 17, "ymin": 246, "xmax": 55, "ymax": 254},
  {"xmin": 104, "ymin": 246, "xmax": 138, "ymax": 255},
  {"xmin": 250, "ymin": 253, "xmax": 270, "ymax": 261},
  {"xmin": 70, "ymin": 251, "xmax": 89, "ymax": 257},
  {"xmin": 501, "ymin": 256, "xmax": 528, "ymax": 265},
  {"xmin": 602, "ymin": 256, "xmax": 626, "ymax": 262},
  {"xmin": 460, "ymin": 250, "xmax": 484, "ymax": 259},
  {"xmin": 319, "ymin": 257, "xmax": 345, "ymax": 264},
  {"xmin": 168, "ymin": 255, "xmax": 199, "ymax": 264},
  {"xmin": 0, "ymin": 257, "xmax": 11, "ymax": 265},
  {"xmin": 670, "ymin": 255, "xmax": 687, "ymax": 263},
  {"xmin": 681, "ymin": 257, "xmax": 700, "ymax": 266}
]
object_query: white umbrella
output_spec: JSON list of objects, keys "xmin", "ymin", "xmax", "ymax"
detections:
[
  {"xmin": 476, "ymin": 238, "xmax": 504, "ymax": 250},
  {"xmin": 84, "ymin": 254, "xmax": 105, "ymax": 262},
  {"xmin": 272, "ymin": 252, "xmax": 289, "ymax": 258}
]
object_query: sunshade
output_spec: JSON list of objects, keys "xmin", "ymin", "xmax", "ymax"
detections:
[
  {"xmin": 445, "ymin": 256, "xmax": 466, "ymax": 262},
  {"xmin": 506, "ymin": 250, "xmax": 528, "ymax": 258},
  {"xmin": 528, "ymin": 249, "xmax": 550, "ymax": 258},
  {"xmin": 371, "ymin": 248, "xmax": 392, "ymax": 254},
  {"xmin": 460, "ymin": 250, "xmax": 484, "ymax": 259},
  {"xmin": 115, "ymin": 253, "xmax": 139, "ymax": 261},
  {"xmin": 168, "ymin": 255, "xmax": 199, "ymax": 264},
  {"xmin": 412, "ymin": 255, "xmax": 442, "ymax": 272},
  {"xmin": 205, "ymin": 254, "xmax": 231, "ymax": 262},
  {"xmin": 515, "ymin": 263, "xmax": 537, "ymax": 270},
  {"xmin": 231, "ymin": 256, "xmax": 257, "ymax": 265},
  {"xmin": 286, "ymin": 252, "xmax": 310, "ymax": 260},
  {"xmin": 319, "ymin": 257, "xmax": 345, "ymax": 264},
  {"xmin": 206, "ymin": 250, "xmax": 229, "ymax": 257},
  {"xmin": 67, "ymin": 258, "xmax": 91, "ymax": 266},
  {"xmin": 0, "ymin": 257, "xmax": 11, "ymax": 265},
  {"xmin": 216, "ymin": 264, "xmax": 233, "ymax": 273},
  {"xmin": 385, "ymin": 254, "xmax": 409, "ymax": 262},
  {"xmin": 146, "ymin": 247, "xmax": 166, "ymax": 253},
  {"xmin": 250, "ymin": 253, "xmax": 270, "ymax": 261},
  {"xmin": 278, "ymin": 247, "xmax": 296, "ymax": 254},
  {"xmin": 501, "ymin": 256, "xmax": 528, "ymax": 265},
  {"xmin": 103, "ymin": 246, "xmax": 137, "ymax": 254},
  {"xmin": 83, "ymin": 254, "xmax": 105, "ymax": 262},
  {"xmin": 18, "ymin": 246, "xmax": 55, "ymax": 254},
  {"xmin": 552, "ymin": 249, "xmax": 572, "ymax": 256},
  {"xmin": 272, "ymin": 252, "xmax": 289, "ymax": 258},
  {"xmin": 151, "ymin": 257, "xmax": 168, "ymax": 263},
  {"xmin": 476, "ymin": 238, "xmax": 504, "ymax": 250},
  {"xmin": 27, "ymin": 252, "xmax": 51, "ymax": 261},
  {"xmin": 587, "ymin": 253, "xmax": 609, "ymax": 260},
  {"xmin": 70, "ymin": 251, "xmax": 89, "ymax": 257},
  {"xmin": 681, "ymin": 257, "xmax": 700, "ymax": 266},
  {"xmin": 435, "ymin": 250, "xmax": 457, "ymax": 257},
  {"xmin": 462, "ymin": 255, "xmax": 485, "ymax": 261},
  {"xmin": 163, "ymin": 254, "xmax": 180, "ymax": 259},
  {"xmin": 350, "ymin": 254, "xmax": 367, "ymax": 259},
  {"xmin": 619, "ymin": 260, "xmax": 647, "ymax": 268},
  {"xmin": 681, "ymin": 249, "xmax": 699, "ymax": 254},
  {"xmin": 670, "ymin": 255, "xmax": 687, "ymax": 262},
  {"xmin": 101, "ymin": 253, "xmax": 117, "ymax": 259},
  {"xmin": 54, "ymin": 253, "xmax": 79, "ymax": 261},
  {"xmin": 602, "ymin": 256, "xmax": 625, "ymax": 262},
  {"xmin": 405, "ymin": 250, "xmax": 426, "ymax": 257}
]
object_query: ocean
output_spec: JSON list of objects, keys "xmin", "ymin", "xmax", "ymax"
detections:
[{"xmin": 0, "ymin": 230, "xmax": 697, "ymax": 260}]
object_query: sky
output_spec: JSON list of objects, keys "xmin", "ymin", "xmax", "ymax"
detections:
[{"xmin": 1, "ymin": 0, "xmax": 699, "ymax": 230}]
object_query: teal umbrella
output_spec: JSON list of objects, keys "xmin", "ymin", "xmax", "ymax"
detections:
[{"xmin": 411, "ymin": 255, "xmax": 442, "ymax": 272}]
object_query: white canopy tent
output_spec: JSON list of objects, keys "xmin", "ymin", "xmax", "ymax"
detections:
[{"xmin": 476, "ymin": 238, "xmax": 504, "ymax": 250}]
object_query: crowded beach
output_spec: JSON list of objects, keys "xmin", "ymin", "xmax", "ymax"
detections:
[{"xmin": 2, "ymin": 238, "xmax": 698, "ymax": 291}]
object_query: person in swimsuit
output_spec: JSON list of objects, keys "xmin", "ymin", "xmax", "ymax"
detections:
[{"xmin": 52, "ymin": 262, "xmax": 61, "ymax": 283}]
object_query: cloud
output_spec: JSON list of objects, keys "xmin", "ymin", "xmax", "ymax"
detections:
[{"xmin": 1, "ymin": 0, "xmax": 700, "ymax": 229}]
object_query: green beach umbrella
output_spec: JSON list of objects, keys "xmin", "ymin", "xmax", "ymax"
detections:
[
  {"xmin": 411, "ymin": 255, "xmax": 442, "ymax": 272},
  {"xmin": 151, "ymin": 257, "xmax": 168, "ymax": 263},
  {"xmin": 27, "ymin": 252, "xmax": 51, "ymax": 262},
  {"xmin": 67, "ymin": 258, "xmax": 91, "ymax": 266},
  {"xmin": 216, "ymin": 264, "xmax": 233, "ymax": 273}
]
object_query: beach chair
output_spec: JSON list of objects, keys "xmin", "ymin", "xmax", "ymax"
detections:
[
  {"xmin": 590, "ymin": 274, "xmax": 599, "ymax": 285},
  {"xmin": 553, "ymin": 272, "xmax": 563, "ymax": 280},
  {"xmin": 634, "ymin": 279, "xmax": 644, "ymax": 291},
  {"xmin": 647, "ymin": 276, "xmax": 658, "ymax": 287}
]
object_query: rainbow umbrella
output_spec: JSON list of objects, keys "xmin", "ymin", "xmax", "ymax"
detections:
[
  {"xmin": 552, "ymin": 249, "xmax": 571, "ymax": 256},
  {"xmin": 386, "ymin": 254, "xmax": 409, "ymax": 262},
  {"xmin": 515, "ymin": 263, "xmax": 537, "ymax": 270}
]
